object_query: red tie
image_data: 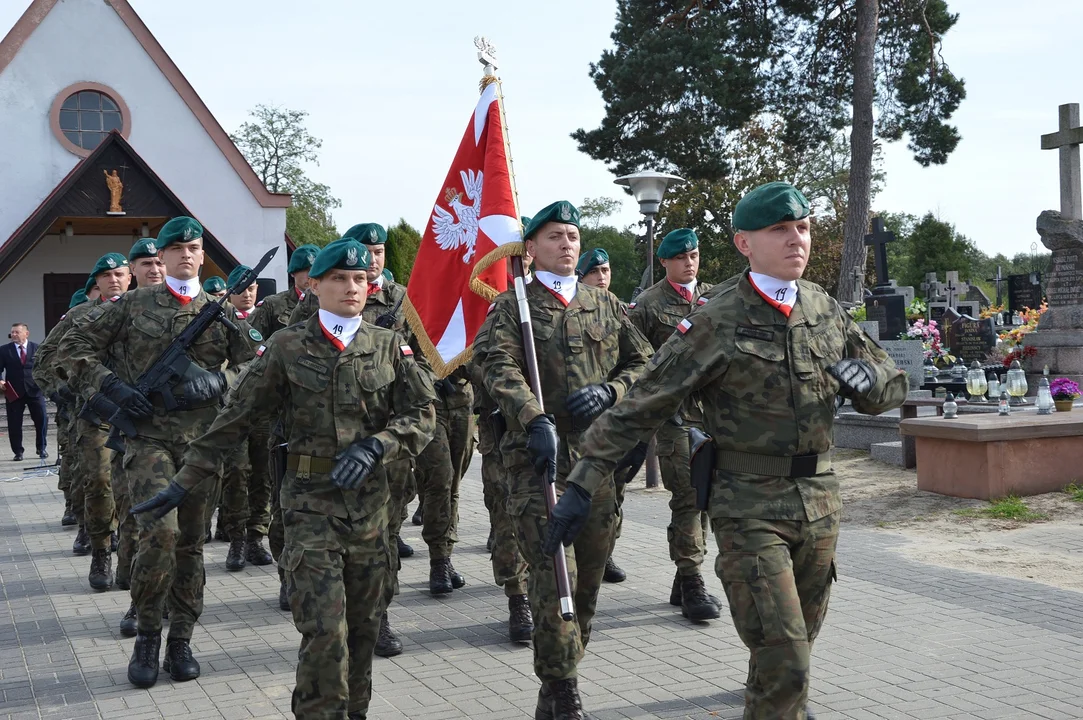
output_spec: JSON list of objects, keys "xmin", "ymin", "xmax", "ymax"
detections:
[
  {"xmin": 669, "ymin": 281, "xmax": 692, "ymax": 302},
  {"xmin": 167, "ymin": 285, "xmax": 192, "ymax": 306},
  {"xmin": 368, "ymin": 283, "xmax": 380, "ymax": 296},
  {"xmin": 18, "ymin": 346, "xmax": 25, "ymax": 365},
  {"xmin": 319, "ymin": 321, "xmax": 346, "ymax": 351}
]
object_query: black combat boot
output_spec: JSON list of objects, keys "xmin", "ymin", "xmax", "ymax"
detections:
[
  {"xmin": 670, "ymin": 569, "xmax": 723, "ymax": 610},
  {"xmin": 411, "ymin": 501, "xmax": 423, "ymax": 526},
  {"xmin": 347, "ymin": 713, "xmax": 366, "ymax": 720},
  {"xmin": 61, "ymin": 501, "xmax": 77, "ymax": 527},
  {"xmin": 486, "ymin": 527, "xmax": 495, "ymax": 552},
  {"xmin": 535, "ymin": 682, "xmax": 554, "ymax": 720},
  {"xmin": 603, "ymin": 555, "xmax": 626, "ymax": 583},
  {"xmin": 88, "ymin": 548, "xmax": 114, "ymax": 591},
  {"xmin": 508, "ymin": 594, "xmax": 533, "ymax": 643},
  {"xmin": 214, "ymin": 523, "xmax": 228, "ymax": 542},
  {"xmin": 680, "ymin": 573, "xmax": 721, "ymax": 622},
  {"xmin": 110, "ymin": 531, "xmax": 118, "ymax": 553},
  {"xmin": 807, "ymin": 708, "xmax": 816, "ymax": 720},
  {"xmin": 429, "ymin": 558, "xmax": 453, "ymax": 595},
  {"xmin": 374, "ymin": 612, "xmax": 402, "ymax": 657},
  {"xmin": 550, "ymin": 678, "xmax": 585, "ymax": 720},
  {"xmin": 204, "ymin": 523, "xmax": 212, "ymax": 543},
  {"xmin": 119, "ymin": 604, "xmax": 138, "ymax": 638},
  {"xmin": 163, "ymin": 638, "xmax": 201, "ymax": 681},
  {"xmin": 225, "ymin": 538, "xmax": 246, "ymax": 571},
  {"xmin": 448, "ymin": 559, "xmax": 466, "ymax": 589},
  {"xmin": 245, "ymin": 537, "xmax": 273, "ymax": 566},
  {"xmin": 127, "ymin": 631, "xmax": 161, "ymax": 688},
  {"xmin": 72, "ymin": 525, "xmax": 90, "ymax": 556},
  {"xmin": 396, "ymin": 535, "xmax": 414, "ymax": 558}
]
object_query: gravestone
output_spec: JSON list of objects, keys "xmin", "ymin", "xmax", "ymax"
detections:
[
  {"xmin": 955, "ymin": 300, "xmax": 981, "ymax": 319},
  {"xmin": 879, "ymin": 339, "xmax": 925, "ymax": 390},
  {"xmin": 857, "ymin": 321, "xmax": 880, "ymax": 341},
  {"xmin": 948, "ymin": 316, "xmax": 997, "ymax": 364},
  {"xmin": 863, "ymin": 218, "xmax": 909, "ymax": 341},
  {"xmin": 928, "ymin": 302, "xmax": 948, "ymax": 327},
  {"xmin": 1008, "ymin": 272, "xmax": 1044, "ymax": 312}
]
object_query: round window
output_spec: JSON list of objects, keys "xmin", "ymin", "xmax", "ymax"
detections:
[{"xmin": 50, "ymin": 83, "xmax": 131, "ymax": 157}]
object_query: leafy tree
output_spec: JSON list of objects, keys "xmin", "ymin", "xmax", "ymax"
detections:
[
  {"xmin": 231, "ymin": 105, "xmax": 341, "ymax": 247},
  {"xmin": 891, "ymin": 213, "xmax": 974, "ymax": 289},
  {"xmin": 385, "ymin": 219, "xmax": 422, "ymax": 284},
  {"xmin": 577, "ymin": 196, "xmax": 641, "ymax": 300}
]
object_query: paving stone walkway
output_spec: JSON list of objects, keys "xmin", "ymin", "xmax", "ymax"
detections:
[{"xmin": 1, "ymin": 427, "xmax": 1082, "ymax": 719}]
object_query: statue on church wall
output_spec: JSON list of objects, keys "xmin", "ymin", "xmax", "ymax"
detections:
[{"xmin": 104, "ymin": 169, "xmax": 124, "ymax": 214}]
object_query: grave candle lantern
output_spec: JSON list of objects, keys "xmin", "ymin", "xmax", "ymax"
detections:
[
  {"xmin": 966, "ymin": 361, "xmax": 988, "ymax": 403},
  {"xmin": 1006, "ymin": 359, "xmax": 1029, "ymax": 405}
]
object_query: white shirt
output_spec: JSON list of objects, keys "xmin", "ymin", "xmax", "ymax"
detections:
[
  {"xmin": 749, "ymin": 272, "xmax": 799, "ymax": 310},
  {"xmin": 166, "ymin": 276, "xmax": 199, "ymax": 300},
  {"xmin": 318, "ymin": 309, "xmax": 362, "ymax": 348},
  {"xmin": 535, "ymin": 271, "xmax": 577, "ymax": 304}
]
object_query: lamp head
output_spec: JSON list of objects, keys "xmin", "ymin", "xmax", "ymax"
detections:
[{"xmin": 614, "ymin": 170, "xmax": 684, "ymax": 215}]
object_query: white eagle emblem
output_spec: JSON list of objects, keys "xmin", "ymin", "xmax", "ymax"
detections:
[
  {"xmin": 432, "ymin": 169, "xmax": 483, "ymax": 264},
  {"xmin": 346, "ymin": 247, "xmax": 358, "ymax": 266},
  {"xmin": 106, "ymin": 257, "xmax": 117, "ymax": 268}
]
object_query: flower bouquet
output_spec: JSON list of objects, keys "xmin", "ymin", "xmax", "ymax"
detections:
[{"xmin": 1051, "ymin": 378, "xmax": 1080, "ymax": 412}]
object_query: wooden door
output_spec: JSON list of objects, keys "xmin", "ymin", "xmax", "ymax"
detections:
[{"xmin": 43, "ymin": 273, "xmax": 87, "ymax": 334}]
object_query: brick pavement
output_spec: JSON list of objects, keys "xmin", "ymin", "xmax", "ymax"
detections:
[{"xmin": 1, "ymin": 426, "xmax": 1082, "ymax": 719}]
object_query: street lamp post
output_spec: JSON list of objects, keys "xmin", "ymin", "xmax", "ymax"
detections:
[{"xmin": 614, "ymin": 170, "xmax": 683, "ymax": 489}]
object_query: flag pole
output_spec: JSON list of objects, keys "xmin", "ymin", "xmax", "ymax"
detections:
[{"xmin": 476, "ymin": 37, "xmax": 574, "ymax": 622}]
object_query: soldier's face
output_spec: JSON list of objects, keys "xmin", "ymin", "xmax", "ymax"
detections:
[
  {"xmin": 209, "ymin": 290, "xmax": 228, "ymax": 299},
  {"xmin": 159, "ymin": 239, "xmax": 204, "ymax": 280},
  {"xmin": 581, "ymin": 263, "xmax": 611, "ymax": 290},
  {"xmin": 527, "ymin": 223, "xmax": 580, "ymax": 276},
  {"xmin": 734, "ymin": 218, "xmax": 811, "ymax": 282},
  {"xmin": 132, "ymin": 257, "xmax": 164, "ymax": 286},
  {"xmin": 292, "ymin": 269, "xmax": 311, "ymax": 292},
  {"xmin": 310, "ymin": 270, "xmax": 367, "ymax": 318},
  {"xmin": 661, "ymin": 249, "xmax": 699, "ymax": 284},
  {"xmin": 231, "ymin": 283, "xmax": 258, "ymax": 312},
  {"xmin": 96, "ymin": 267, "xmax": 131, "ymax": 298},
  {"xmin": 367, "ymin": 245, "xmax": 385, "ymax": 282}
]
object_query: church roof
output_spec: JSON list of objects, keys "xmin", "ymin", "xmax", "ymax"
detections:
[{"xmin": 0, "ymin": 0, "xmax": 290, "ymax": 210}]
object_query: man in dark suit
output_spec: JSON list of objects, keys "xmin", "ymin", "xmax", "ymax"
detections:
[{"xmin": 0, "ymin": 323, "xmax": 48, "ymax": 461}]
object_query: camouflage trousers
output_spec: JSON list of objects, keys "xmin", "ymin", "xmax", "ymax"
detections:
[
  {"xmin": 125, "ymin": 436, "xmax": 209, "ymax": 641},
  {"xmin": 478, "ymin": 419, "xmax": 527, "ymax": 597},
  {"xmin": 384, "ymin": 460, "xmax": 413, "ymax": 592},
  {"xmin": 657, "ymin": 424, "xmax": 709, "ymax": 576},
  {"xmin": 413, "ymin": 402, "xmax": 474, "ymax": 560},
  {"xmin": 502, "ymin": 431, "xmax": 617, "ymax": 682},
  {"xmin": 222, "ymin": 423, "xmax": 273, "ymax": 541},
  {"xmin": 66, "ymin": 419, "xmax": 86, "ymax": 525},
  {"xmin": 56, "ymin": 410, "xmax": 73, "ymax": 499},
  {"xmin": 713, "ymin": 512, "xmax": 839, "ymax": 720},
  {"xmin": 74, "ymin": 418, "xmax": 116, "ymax": 550},
  {"xmin": 112, "ymin": 448, "xmax": 137, "ymax": 587},
  {"xmin": 279, "ymin": 507, "xmax": 392, "ymax": 719}
]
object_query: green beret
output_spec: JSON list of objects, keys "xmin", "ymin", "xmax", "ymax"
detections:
[
  {"xmin": 128, "ymin": 237, "xmax": 159, "ymax": 262},
  {"xmin": 523, "ymin": 201, "xmax": 580, "ymax": 240},
  {"xmin": 732, "ymin": 181, "xmax": 810, "ymax": 231},
  {"xmin": 309, "ymin": 238, "xmax": 372, "ymax": 278},
  {"xmin": 69, "ymin": 289, "xmax": 88, "ymax": 309},
  {"xmin": 157, "ymin": 216, "xmax": 204, "ymax": 247},
  {"xmin": 657, "ymin": 228, "xmax": 698, "ymax": 259},
  {"xmin": 227, "ymin": 265, "xmax": 254, "ymax": 290},
  {"xmin": 520, "ymin": 216, "xmax": 532, "ymax": 232},
  {"xmin": 202, "ymin": 276, "xmax": 227, "ymax": 294},
  {"xmin": 83, "ymin": 275, "xmax": 97, "ymax": 294},
  {"xmin": 343, "ymin": 223, "xmax": 387, "ymax": 246},
  {"xmin": 90, "ymin": 252, "xmax": 129, "ymax": 277},
  {"xmin": 381, "ymin": 268, "xmax": 394, "ymax": 283},
  {"xmin": 288, "ymin": 244, "xmax": 321, "ymax": 274},
  {"xmin": 576, "ymin": 248, "xmax": 610, "ymax": 277}
]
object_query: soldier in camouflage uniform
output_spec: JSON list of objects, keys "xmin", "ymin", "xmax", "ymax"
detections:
[
  {"xmin": 475, "ymin": 201, "xmax": 653, "ymax": 720},
  {"xmin": 547, "ymin": 182, "xmax": 908, "ymax": 720},
  {"xmin": 133, "ymin": 237, "xmax": 436, "ymax": 720},
  {"xmin": 60, "ymin": 217, "xmax": 259, "ymax": 688},
  {"xmin": 202, "ymin": 275, "xmax": 227, "ymax": 298}
]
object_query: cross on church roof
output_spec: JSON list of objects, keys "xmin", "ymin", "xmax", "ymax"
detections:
[
  {"xmin": 1040, "ymin": 103, "xmax": 1083, "ymax": 220},
  {"xmin": 863, "ymin": 216, "xmax": 895, "ymax": 286}
]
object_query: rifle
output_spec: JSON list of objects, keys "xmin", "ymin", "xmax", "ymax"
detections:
[
  {"xmin": 510, "ymin": 254, "xmax": 575, "ymax": 622},
  {"xmin": 373, "ymin": 292, "xmax": 405, "ymax": 329},
  {"xmin": 106, "ymin": 247, "xmax": 278, "ymax": 446}
]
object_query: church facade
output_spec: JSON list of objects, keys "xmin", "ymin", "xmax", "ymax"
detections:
[{"xmin": 0, "ymin": 0, "xmax": 291, "ymax": 336}]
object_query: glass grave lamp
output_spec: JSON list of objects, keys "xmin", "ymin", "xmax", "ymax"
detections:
[
  {"xmin": 1036, "ymin": 377, "xmax": 1054, "ymax": 415},
  {"xmin": 1006, "ymin": 359, "xmax": 1029, "ymax": 405},
  {"xmin": 998, "ymin": 391, "xmax": 1011, "ymax": 416},
  {"xmin": 951, "ymin": 360, "xmax": 967, "ymax": 381},
  {"xmin": 986, "ymin": 371, "xmax": 1000, "ymax": 399},
  {"xmin": 942, "ymin": 392, "xmax": 958, "ymax": 419},
  {"xmin": 966, "ymin": 361, "xmax": 988, "ymax": 403}
]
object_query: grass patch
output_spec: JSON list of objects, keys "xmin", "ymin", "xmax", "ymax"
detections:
[
  {"xmin": 1065, "ymin": 484, "xmax": 1083, "ymax": 502},
  {"xmin": 953, "ymin": 495, "xmax": 1047, "ymax": 522}
]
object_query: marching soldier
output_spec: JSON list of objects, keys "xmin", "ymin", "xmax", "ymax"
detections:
[
  {"xmin": 129, "ymin": 237, "xmax": 165, "ymax": 288},
  {"xmin": 60, "ymin": 216, "xmax": 259, "ymax": 688},
  {"xmin": 474, "ymin": 201, "xmax": 653, "ymax": 719},
  {"xmin": 202, "ymin": 276, "xmax": 227, "ymax": 298},
  {"xmin": 545, "ymin": 182, "xmax": 908, "ymax": 720},
  {"xmin": 132, "ymin": 237, "xmax": 436, "ymax": 720}
]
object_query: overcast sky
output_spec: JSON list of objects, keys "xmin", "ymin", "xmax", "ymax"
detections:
[{"xmin": 3, "ymin": 0, "xmax": 1079, "ymax": 259}]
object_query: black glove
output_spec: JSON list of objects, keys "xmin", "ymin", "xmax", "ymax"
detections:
[
  {"xmin": 433, "ymin": 379, "xmax": 452, "ymax": 398},
  {"xmin": 541, "ymin": 483, "xmax": 592, "ymax": 555},
  {"xmin": 130, "ymin": 481, "xmax": 189, "ymax": 520},
  {"xmin": 100, "ymin": 374, "xmax": 153, "ymax": 417},
  {"xmin": 828, "ymin": 358, "xmax": 876, "ymax": 396},
  {"xmin": 526, "ymin": 414, "xmax": 558, "ymax": 477},
  {"xmin": 56, "ymin": 384, "xmax": 77, "ymax": 405},
  {"xmin": 613, "ymin": 441, "xmax": 649, "ymax": 487},
  {"xmin": 85, "ymin": 392, "xmax": 121, "ymax": 421},
  {"xmin": 180, "ymin": 366, "xmax": 227, "ymax": 404},
  {"xmin": 331, "ymin": 437, "xmax": 385, "ymax": 491},
  {"xmin": 566, "ymin": 383, "xmax": 616, "ymax": 424}
]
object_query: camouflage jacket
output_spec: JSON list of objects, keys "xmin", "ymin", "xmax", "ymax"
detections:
[
  {"xmin": 59, "ymin": 284, "xmax": 258, "ymax": 441},
  {"xmin": 33, "ymin": 300, "xmax": 100, "ymax": 396},
  {"xmin": 566, "ymin": 270, "xmax": 908, "ymax": 521},
  {"xmin": 249, "ymin": 287, "xmax": 302, "ymax": 339},
  {"xmin": 286, "ymin": 287, "xmax": 320, "ymax": 326},
  {"xmin": 174, "ymin": 316, "xmax": 436, "ymax": 522},
  {"xmin": 475, "ymin": 280, "xmax": 653, "ymax": 435}
]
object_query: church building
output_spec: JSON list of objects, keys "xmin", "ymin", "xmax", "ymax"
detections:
[{"xmin": 0, "ymin": 0, "xmax": 291, "ymax": 336}]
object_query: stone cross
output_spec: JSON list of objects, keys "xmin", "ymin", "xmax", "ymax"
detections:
[
  {"xmin": 863, "ymin": 216, "xmax": 895, "ymax": 286},
  {"xmin": 943, "ymin": 271, "xmax": 969, "ymax": 308},
  {"xmin": 1040, "ymin": 103, "xmax": 1083, "ymax": 220},
  {"xmin": 986, "ymin": 265, "xmax": 1005, "ymax": 307}
]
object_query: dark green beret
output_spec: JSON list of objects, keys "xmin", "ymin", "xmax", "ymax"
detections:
[
  {"xmin": 288, "ymin": 244, "xmax": 321, "ymax": 274},
  {"xmin": 91, "ymin": 252, "xmax": 130, "ymax": 277},
  {"xmin": 128, "ymin": 238, "xmax": 159, "ymax": 262},
  {"xmin": 732, "ymin": 181, "xmax": 810, "ymax": 231},
  {"xmin": 158, "ymin": 216, "xmax": 204, "ymax": 247},
  {"xmin": 576, "ymin": 248, "xmax": 610, "ymax": 277},
  {"xmin": 83, "ymin": 275, "xmax": 97, "ymax": 294},
  {"xmin": 657, "ymin": 228, "xmax": 698, "ymax": 259},
  {"xmin": 520, "ymin": 216, "xmax": 532, "ymax": 232},
  {"xmin": 381, "ymin": 268, "xmax": 394, "ymax": 283},
  {"xmin": 343, "ymin": 223, "xmax": 387, "ymax": 246},
  {"xmin": 202, "ymin": 276, "xmax": 227, "ymax": 294},
  {"xmin": 309, "ymin": 238, "xmax": 373, "ymax": 278},
  {"xmin": 227, "ymin": 266, "xmax": 254, "ymax": 290},
  {"xmin": 523, "ymin": 202, "xmax": 580, "ymax": 240},
  {"xmin": 69, "ymin": 289, "xmax": 88, "ymax": 309}
]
